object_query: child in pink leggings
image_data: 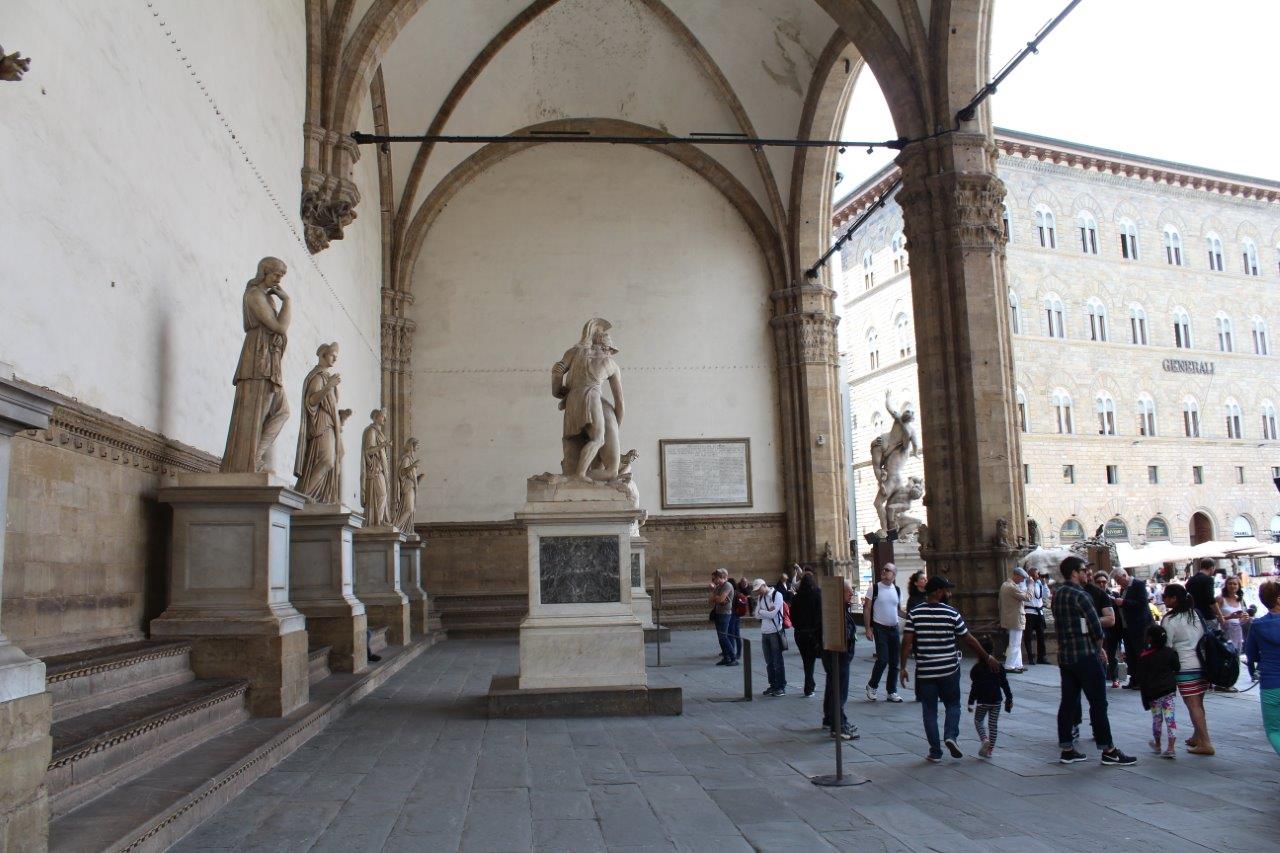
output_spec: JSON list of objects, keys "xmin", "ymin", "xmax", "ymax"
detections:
[{"xmin": 1136, "ymin": 624, "xmax": 1179, "ymax": 759}]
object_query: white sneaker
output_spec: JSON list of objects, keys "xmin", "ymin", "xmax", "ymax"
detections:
[
  {"xmin": 865, "ymin": 686, "xmax": 877, "ymax": 702},
  {"xmin": 886, "ymin": 693, "xmax": 904, "ymax": 703}
]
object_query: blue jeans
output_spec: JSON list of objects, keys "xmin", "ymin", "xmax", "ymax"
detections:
[
  {"xmin": 713, "ymin": 613, "xmax": 736, "ymax": 662},
  {"xmin": 916, "ymin": 670, "xmax": 961, "ymax": 758},
  {"xmin": 762, "ymin": 632, "xmax": 786, "ymax": 691},
  {"xmin": 728, "ymin": 612, "xmax": 742, "ymax": 658},
  {"xmin": 821, "ymin": 649, "xmax": 851, "ymax": 728},
  {"xmin": 868, "ymin": 623, "xmax": 900, "ymax": 692},
  {"xmin": 1057, "ymin": 656, "xmax": 1113, "ymax": 750}
]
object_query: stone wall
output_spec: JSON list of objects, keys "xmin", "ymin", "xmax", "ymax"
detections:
[
  {"xmin": 3, "ymin": 393, "xmax": 216, "ymax": 657},
  {"xmin": 418, "ymin": 512, "xmax": 787, "ymax": 594}
]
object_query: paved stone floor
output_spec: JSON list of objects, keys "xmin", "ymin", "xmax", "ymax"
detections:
[{"xmin": 172, "ymin": 630, "xmax": 1277, "ymax": 852}]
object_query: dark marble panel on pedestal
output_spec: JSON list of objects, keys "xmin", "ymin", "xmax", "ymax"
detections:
[
  {"xmin": 539, "ymin": 536, "xmax": 619, "ymax": 604},
  {"xmin": 630, "ymin": 552, "xmax": 641, "ymax": 588}
]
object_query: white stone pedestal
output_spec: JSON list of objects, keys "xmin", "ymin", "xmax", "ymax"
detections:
[
  {"xmin": 354, "ymin": 527, "xmax": 409, "ymax": 646},
  {"xmin": 400, "ymin": 534, "xmax": 428, "ymax": 637},
  {"xmin": 289, "ymin": 504, "xmax": 368, "ymax": 673},
  {"xmin": 152, "ymin": 473, "xmax": 310, "ymax": 717},
  {"xmin": 515, "ymin": 477, "xmax": 646, "ymax": 691},
  {"xmin": 629, "ymin": 533, "xmax": 655, "ymax": 630}
]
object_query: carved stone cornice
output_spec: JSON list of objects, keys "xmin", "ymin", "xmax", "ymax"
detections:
[
  {"xmin": 644, "ymin": 512, "xmax": 785, "ymax": 532},
  {"xmin": 300, "ymin": 123, "xmax": 362, "ymax": 255}
]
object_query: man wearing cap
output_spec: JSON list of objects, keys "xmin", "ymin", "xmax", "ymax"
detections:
[
  {"xmin": 1022, "ymin": 566, "xmax": 1051, "ymax": 665},
  {"xmin": 899, "ymin": 576, "xmax": 1000, "ymax": 762},
  {"xmin": 999, "ymin": 567, "xmax": 1032, "ymax": 673},
  {"xmin": 753, "ymin": 578, "xmax": 787, "ymax": 696}
]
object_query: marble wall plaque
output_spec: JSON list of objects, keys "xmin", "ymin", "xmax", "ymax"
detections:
[
  {"xmin": 659, "ymin": 438, "xmax": 752, "ymax": 509},
  {"xmin": 630, "ymin": 552, "xmax": 641, "ymax": 587},
  {"xmin": 539, "ymin": 535, "xmax": 620, "ymax": 604}
]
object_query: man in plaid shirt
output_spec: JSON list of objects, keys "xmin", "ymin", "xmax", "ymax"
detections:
[{"xmin": 1052, "ymin": 555, "xmax": 1137, "ymax": 766}]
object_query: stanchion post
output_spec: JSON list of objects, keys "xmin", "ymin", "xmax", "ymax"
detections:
[
  {"xmin": 812, "ymin": 576, "xmax": 862, "ymax": 787},
  {"xmin": 742, "ymin": 638, "xmax": 752, "ymax": 700},
  {"xmin": 655, "ymin": 572, "xmax": 663, "ymax": 667}
]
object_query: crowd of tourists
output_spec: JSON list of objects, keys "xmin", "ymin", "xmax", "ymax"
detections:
[{"xmin": 706, "ymin": 553, "xmax": 1280, "ymax": 763}]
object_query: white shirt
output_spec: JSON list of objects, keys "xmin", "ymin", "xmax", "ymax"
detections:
[
  {"xmin": 870, "ymin": 582, "xmax": 900, "ymax": 627},
  {"xmin": 1162, "ymin": 610, "xmax": 1205, "ymax": 672},
  {"xmin": 1024, "ymin": 579, "xmax": 1048, "ymax": 613},
  {"xmin": 755, "ymin": 590, "xmax": 783, "ymax": 634}
]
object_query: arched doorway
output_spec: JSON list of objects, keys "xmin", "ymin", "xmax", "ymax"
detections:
[{"xmin": 1190, "ymin": 512, "xmax": 1213, "ymax": 545}]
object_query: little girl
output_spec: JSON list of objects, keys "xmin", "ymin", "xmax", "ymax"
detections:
[
  {"xmin": 1137, "ymin": 624, "xmax": 1180, "ymax": 758},
  {"xmin": 967, "ymin": 636, "xmax": 1013, "ymax": 758}
]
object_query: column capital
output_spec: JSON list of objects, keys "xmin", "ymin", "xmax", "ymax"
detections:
[
  {"xmin": 770, "ymin": 310, "xmax": 840, "ymax": 368},
  {"xmin": 0, "ymin": 375, "xmax": 56, "ymax": 438}
]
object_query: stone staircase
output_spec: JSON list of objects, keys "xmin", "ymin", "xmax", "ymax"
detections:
[{"xmin": 42, "ymin": 640, "xmax": 250, "ymax": 819}]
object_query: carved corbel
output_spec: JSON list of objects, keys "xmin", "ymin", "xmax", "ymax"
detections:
[{"xmin": 1, "ymin": 45, "xmax": 31, "ymax": 81}]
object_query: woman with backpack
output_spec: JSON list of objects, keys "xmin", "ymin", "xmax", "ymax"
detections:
[{"xmin": 1161, "ymin": 584, "xmax": 1213, "ymax": 755}]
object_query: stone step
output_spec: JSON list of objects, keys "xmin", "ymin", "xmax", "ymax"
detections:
[
  {"xmin": 47, "ymin": 678, "xmax": 250, "ymax": 818},
  {"xmin": 308, "ymin": 646, "xmax": 332, "ymax": 685},
  {"xmin": 369, "ymin": 627, "xmax": 389, "ymax": 654},
  {"xmin": 43, "ymin": 640, "xmax": 195, "ymax": 722}
]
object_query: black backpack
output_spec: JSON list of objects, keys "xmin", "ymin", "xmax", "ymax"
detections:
[{"xmin": 1195, "ymin": 614, "xmax": 1240, "ymax": 689}]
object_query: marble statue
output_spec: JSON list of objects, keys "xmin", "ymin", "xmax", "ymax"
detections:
[
  {"xmin": 360, "ymin": 409, "xmax": 393, "ymax": 527},
  {"xmin": 0, "ymin": 46, "xmax": 31, "ymax": 82},
  {"xmin": 1027, "ymin": 517, "xmax": 1041, "ymax": 548},
  {"xmin": 887, "ymin": 476, "xmax": 925, "ymax": 540},
  {"xmin": 616, "ymin": 448, "xmax": 640, "ymax": 505},
  {"xmin": 221, "ymin": 257, "xmax": 291, "ymax": 474},
  {"xmin": 552, "ymin": 318, "xmax": 626, "ymax": 482},
  {"xmin": 392, "ymin": 437, "xmax": 423, "ymax": 531},
  {"xmin": 293, "ymin": 342, "xmax": 352, "ymax": 503},
  {"xmin": 870, "ymin": 390, "xmax": 921, "ymax": 534}
]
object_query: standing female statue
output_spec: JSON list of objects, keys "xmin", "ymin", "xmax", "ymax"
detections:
[
  {"xmin": 293, "ymin": 342, "xmax": 351, "ymax": 503},
  {"xmin": 360, "ymin": 409, "xmax": 393, "ymax": 526},
  {"xmin": 392, "ymin": 438, "xmax": 423, "ymax": 531}
]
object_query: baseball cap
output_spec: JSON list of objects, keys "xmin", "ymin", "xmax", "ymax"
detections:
[
  {"xmin": 924, "ymin": 576, "xmax": 954, "ymax": 593},
  {"xmin": 1013, "ymin": 567, "xmax": 1029, "ymax": 579},
  {"xmin": 751, "ymin": 578, "xmax": 768, "ymax": 592}
]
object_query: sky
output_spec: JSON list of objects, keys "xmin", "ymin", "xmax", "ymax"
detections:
[{"xmin": 836, "ymin": 0, "xmax": 1280, "ymax": 195}]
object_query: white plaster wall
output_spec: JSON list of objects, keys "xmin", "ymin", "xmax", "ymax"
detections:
[
  {"xmin": 410, "ymin": 143, "xmax": 782, "ymax": 522},
  {"xmin": 1, "ymin": 1, "xmax": 384, "ymax": 507}
]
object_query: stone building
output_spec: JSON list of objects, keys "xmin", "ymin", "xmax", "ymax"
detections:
[{"xmin": 840, "ymin": 128, "xmax": 1280, "ymax": 564}]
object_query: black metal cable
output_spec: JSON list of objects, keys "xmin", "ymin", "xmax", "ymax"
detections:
[{"xmin": 351, "ymin": 130, "xmax": 910, "ymax": 151}]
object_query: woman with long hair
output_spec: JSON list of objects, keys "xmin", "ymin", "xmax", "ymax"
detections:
[
  {"xmin": 791, "ymin": 571, "xmax": 823, "ymax": 698},
  {"xmin": 906, "ymin": 570, "xmax": 928, "ymax": 612},
  {"xmin": 1161, "ymin": 584, "xmax": 1213, "ymax": 754},
  {"xmin": 1217, "ymin": 575, "xmax": 1251, "ymax": 685}
]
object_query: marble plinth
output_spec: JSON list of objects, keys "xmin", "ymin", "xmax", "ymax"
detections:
[
  {"xmin": 399, "ymin": 534, "xmax": 428, "ymax": 637},
  {"xmin": 629, "ymin": 534, "xmax": 655, "ymax": 630},
  {"xmin": 152, "ymin": 472, "xmax": 310, "ymax": 716},
  {"xmin": 514, "ymin": 476, "xmax": 647, "ymax": 691},
  {"xmin": 354, "ymin": 527, "xmax": 409, "ymax": 646},
  {"xmin": 487, "ymin": 676, "xmax": 681, "ymax": 718},
  {"xmin": 0, "ymin": 691, "xmax": 51, "ymax": 851},
  {"xmin": 289, "ymin": 504, "xmax": 368, "ymax": 673}
]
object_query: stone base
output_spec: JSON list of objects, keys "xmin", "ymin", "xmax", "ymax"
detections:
[
  {"xmin": 644, "ymin": 627, "xmax": 671, "ymax": 644},
  {"xmin": 0, "ymin": 691, "xmax": 51, "ymax": 852},
  {"xmin": 297, "ymin": 607, "xmax": 368, "ymax": 674},
  {"xmin": 363, "ymin": 598, "xmax": 410, "ymax": 647},
  {"xmin": 158, "ymin": 629, "xmax": 310, "ymax": 717},
  {"xmin": 518, "ymin": 616, "xmax": 645, "ymax": 690},
  {"xmin": 487, "ymin": 675, "xmax": 681, "ymax": 718}
]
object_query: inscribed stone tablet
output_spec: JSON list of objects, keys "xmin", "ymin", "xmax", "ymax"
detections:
[
  {"xmin": 821, "ymin": 576, "xmax": 848, "ymax": 652},
  {"xmin": 539, "ymin": 536, "xmax": 620, "ymax": 604},
  {"xmin": 660, "ymin": 439, "xmax": 751, "ymax": 509}
]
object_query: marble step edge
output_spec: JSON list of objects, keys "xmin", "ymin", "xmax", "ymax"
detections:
[
  {"xmin": 307, "ymin": 646, "xmax": 332, "ymax": 686},
  {"xmin": 44, "ymin": 640, "xmax": 193, "ymax": 684}
]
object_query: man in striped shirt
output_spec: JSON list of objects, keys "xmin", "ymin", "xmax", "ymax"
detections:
[{"xmin": 899, "ymin": 577, "xmax": 1000, "ymax": 762}]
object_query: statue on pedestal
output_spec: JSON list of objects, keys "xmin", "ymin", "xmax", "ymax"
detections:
[
  {"xmin": 221, "ymin": 257, "xmax": 291, "ymax": 474},
  {"xmin": 360, "ymin": 409, "xmax": 393, "ymax": 527},
  {"xmin": 293, "ymin": 342, "xmax": 352, "ymax": 503},
  {"xmin": 871, "ymin": 390, "xmax": 922, "ymax": 536},
  {"xmin": 392, "ymin": 437, "xmax": 423, "ymax": 532},
  {"xmin": 552, "ymin": 318, "xmax": 626, "ymax": 482}
]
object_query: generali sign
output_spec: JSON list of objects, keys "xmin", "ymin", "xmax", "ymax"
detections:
[{"xmin": 1161, "ymin": 358, "xmax": 1215, "ymax": 375}]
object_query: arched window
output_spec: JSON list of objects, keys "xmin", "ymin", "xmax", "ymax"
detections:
[
  {"xmin": 1243, "ymin": 239, "xmax": 1260, "ymax": 276},
  {"xmin": 1136, "ymin": 394, "xmax": 1157, "ymax": 436},
  {"xmin": 862, "ymin": 250, "xmax": 875, "ymax": 289},
  {"xmin": 1146, "ymin": 516, "xmax": 1170, "ymax": 540},
  {"xmin": 1163, "ymin": 226, "xmax": 1183, "ymax": 265},
  {"xmin": 1095, "ymin": 392, "xmax": 1117, "ymax": 435},
  {"xmin": 1216, "ymin": 312, "xmax": 1234, "ymax": 353},
  {"xmin": 1052, "ymin": 389, "xmax": 1074, "ymax": 434},
  {"xmin": 1118, "ymin": 218, "xmax": 1139, "ymax": 260},
  {"xmin": 1001, "ymin": 202, "xmax": 1011, "ymax": 239},
  {"xmin": 891, "ymin": 232, "xmax": 907, "ymax": 274},
  {"xmin": 1086, "ymin": 298, "xmax": 1108, "ymax": 342},
  {"xmin": 1008, "ymin": 291, "xmax": 1021, "ymax": 334},
  {"xmin": 870, "ymin": 411, "xmax": 884, "ymax": 434},
  {"xmin": 1253, "ymin": 316, "xmax": 1270, "ymax": 355},
  {"xmin": 894, "ymin": 312, "xmax": 912, "ymax": 358},
  {"xmin": 1044, "ymin": 295, "xmax": 1066, "ymax": 339},
  {"xmin": 1016, "ymin": 387, "xmax": 1029, "ymax": 433},
  {"xmin": 1182, "ymin": 396, "xmax": 1201, "ymax": 437},
  {"xmin": 1104, "ymin": 517, "xmax": 1130, "ymax": 540},
  {"xmin": 1172, "ymin": 307, "xmax": 1192, "ymax": 349},
  {"xmin": 1077, "ymin": 211, "xmax": 1098, "ymax": 255},
  {"xmin": 1034, "ymin": 206, "xmax": 1057, "ymax": 249},
  {"xmin": 866, "ymin": 327, "xmax": 880, "ymax": 371},
  {"xmin": 1206, "ymin": 233, "xmax": 1224, "ymax": 271},
  {"xmin": 1234, "ymin": 516, "xmax": 1255, "ymax": 538},
  {"xmin": 1225, "ymin": 399, "xmax": 1243, "ymax": 439},
  {"xmin": 1262, "ymin": 400, "xmax": 1278, "ymax": 440},
  {"xmin": 1129, "ymin": 304, "xmax": 1148, "ymax": 345},
  {"xmin": 1060, "ymin": 519, "xmax": 1085, "ymax": 543}
]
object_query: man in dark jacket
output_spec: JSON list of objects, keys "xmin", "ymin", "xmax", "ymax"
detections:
[{"xmin": 1113, "ymin": 569, "xmax": 1152, "ymax": 688}]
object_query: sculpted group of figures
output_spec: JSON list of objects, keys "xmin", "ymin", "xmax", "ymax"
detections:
[{"xmin": 219, "ymin": 257, "xmax": 422, "ymax": 529}]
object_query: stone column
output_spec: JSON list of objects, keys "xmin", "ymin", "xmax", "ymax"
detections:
[
  {"xmin": 894, "ymin": 131, "xmax": 1025, "ymax": 624},
  {"xmin": 152, "ymin": 474, "xmax": 311, "ymax": 716},
  {"xmin": 629, "ymin": 533, "xmax": 655, "ymax": 630},
  {"xmin": 289, "ymin": 504, "xmax": 368, "ymax": 673},
  {"xmin": 353, "ymin": 527, "xmax": 409, "ymax": 646},
  {"xmin": 0, "ymin": 374, "xmax": 56, "ymax": 851},
  {"xmin": 399, "ymin": 534, "xmax": 428, "ymax": 637},
  {"xmin": 771, "ymin": 285, "xmax": 853, "ymax": 577}
]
